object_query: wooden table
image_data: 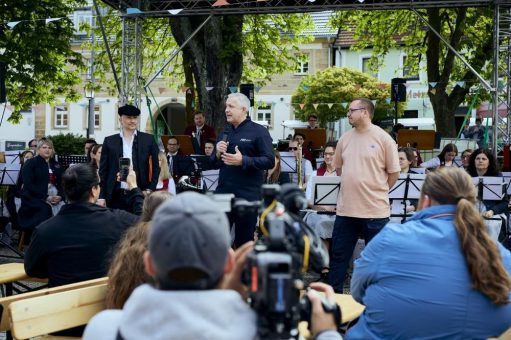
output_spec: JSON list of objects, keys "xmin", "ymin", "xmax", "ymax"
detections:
[{"xmin": 299, "ymin": 293, "xmax": 365, "ymax": 338}]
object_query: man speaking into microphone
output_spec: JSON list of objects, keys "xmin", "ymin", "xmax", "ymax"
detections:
[{"xmin": 211, "ymin": 93, "xmax": 274, "ymax": 248}]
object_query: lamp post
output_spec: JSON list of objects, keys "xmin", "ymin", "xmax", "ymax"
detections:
[{"xmin": 85, "ymin": 85, "xmax": 95, "ymax": 138}]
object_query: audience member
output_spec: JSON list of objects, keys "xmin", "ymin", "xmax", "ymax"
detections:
[
  {"xmin": 166, "ymin": 136, "xmax": 192, "ymax": 183},
  {"xmin": 420, "ymin": 143, "xmax": 458, "ymax": 169},
  {"xmin": 265, "ymin": 150, "xmax": 291, "ymax": 185},
  {"xmin": 18, "ymin": 139, "xmax": 64, "ymax": 232},
  {"xmin": 204, "ymin": 139, "xmax": 215, "ymax": 157},
  {"xmin": 156, "ymin": 152, "xmax": 176, "ymax": 195},
  {"xmin": 24, "ymin": 163, "xmax": 143, "ymax": 287},
  {"xmin": 329, "ymin": 98, "xmax": 400, "ymax": 293},
  {"xmin": 349, "ymin": 167, "xmax": 511, "ymax": 339},
  {"xmin": 84, "ymin": 192, "xmax": 341, "ymax": 340},
  {"xmin": 90, "ymin": 144, "xmax": 102, "ymax": 170},
  {"xmin": 463, "ymin": 116, "xmax": 487, "ymax": 147},
  {"xmin": 461, "ymin": 148, "xmax": 473, "ymax": 170},
  {"xmin": 99, "ymin": 105, "xmax": 160, "ymax": 209},
  {"xmin": 84, "ymin": 138, "xmax": 97, "ymax": 161},
  {"xmin": 105, "ymin": 191, "xmax": 172, "ymax": 309},
  {"xmin": 304, "ymin": 141, "xmax": 339, "ymax": 282},
  {"xmin": 28, "ymin": 138, "xmax": 38, "ymax": 152},
  {"xmin": 184, "ymin": 110, "xmax": 217, "ymax": 154}
]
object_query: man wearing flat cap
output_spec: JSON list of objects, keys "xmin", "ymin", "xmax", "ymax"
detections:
[{"xmin": 99, "ymin": 104, "xmax": 160, "ymax": 210}]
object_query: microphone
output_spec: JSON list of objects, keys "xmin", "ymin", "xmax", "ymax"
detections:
[{"xmin": 220, "ymin": 126, "xmax": 231, "ymax": 155}]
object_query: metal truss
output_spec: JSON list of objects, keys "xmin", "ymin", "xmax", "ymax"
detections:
[
  {"xmin": 102, "ymin": 0, "xmax": 498, "ymax": 17},
  {"xmin": 120, "ymin": 16, "xmax": 143, "ymax": 107},
  {"xmin": 493, "ymin": 1, "xmax": 511, "ymax": 155}
]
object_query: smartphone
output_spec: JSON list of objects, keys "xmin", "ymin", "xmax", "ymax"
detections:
[{"xmin": 119, "ymin": 157, "xmax": 131, "ymax": 182}]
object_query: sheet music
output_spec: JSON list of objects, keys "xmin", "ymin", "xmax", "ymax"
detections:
[
  {"xmin": 279, "ymin": 151, "xmax": 297, "ymax": 173},
  {"xmin": 389, "ymin": 173, "xmax": 425, "ymax": 200},
  {"xmin": 388, "ymin": 174, "xmax": 408, "ymax": 199},
  {"xmin": 502, "ymin": 172, "xmax": 511, "ymax": 195},
  {"xmin": 0, "ymin": 163, "xmax": 21, "ymax": 185},
  {"xmin": 311, "ymin": 176, "xmax": 341, "ymax": 205},
  {"xmin": 202, "ymin": 169, "xmax": 219, "ymax": 191},
  {"xmin": 407, "ymin": 174, "xmax": 426, "ymax": 199},
  {"xmin": 472, "ymin": 177, "xmax": 506, "ymax": 200},
  {"xmin": 410, "ymin": 167, "xmax": 426, "ymax": 174}
]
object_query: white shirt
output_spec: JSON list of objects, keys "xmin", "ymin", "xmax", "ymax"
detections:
[{"xmin": 119, "ymin": 129, "xmax": 137, "ymax": 189}]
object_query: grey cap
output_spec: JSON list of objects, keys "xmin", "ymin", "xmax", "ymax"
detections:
[{"xmin": 149, "ymin": 191, "xmax": 231, "ymax": 290}]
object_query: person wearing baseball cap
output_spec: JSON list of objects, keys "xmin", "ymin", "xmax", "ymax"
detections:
[
  {"xmin": 84, "ymin": 192, "xmax": 341, "ymax": 340},
  {"xmin": 99, "ymin": 104, "xmax": 160, "ymax": 211}
]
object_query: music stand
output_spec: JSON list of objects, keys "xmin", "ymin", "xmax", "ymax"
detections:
[
  {"xmin": 502, "ymin": 172, "xmax": 511, "ymax": 195},
  {"xmin": 473, "ymin": 177, "xmax": 505, "ymax": 201},
  {"xmin": 389, "ymin": 173, "xmax": 425, "ymax": 222},
  {"xmin": 310, "ymin": 176, "xmax": 341, "ymax": 206},
  {"xmin": 5, "ymin": 151, "xmax": 20, "ymax": 165},
  {"xmin": 0, "ymin": 163, "xmax": 21, "ymax": 186},
  {"xmin": 57, "ymin": 155, "xmax": 88, "ymax": 168},
  {"xmin": 410, "ymin": 167, "xmax": 426, "ymax": 174},
  {"xmin": 202, "ymin": 169, "xmax": 219, "ymax": 191},
  {"xmin": 279, "ymin": 151, "xmax": 297, "ymax": 173}
]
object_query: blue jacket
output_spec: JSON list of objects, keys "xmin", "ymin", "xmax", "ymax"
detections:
[
  {"xmin": 349, "ymin": 204, "xmax": 511, "ymax": 339},
  {"xmin": 212, "ymin": 118, "xmax": 274, "ymax": 201}
]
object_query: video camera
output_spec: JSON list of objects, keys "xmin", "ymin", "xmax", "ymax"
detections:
[{"xmin": 223, "ymin": 183, "xmax": 340, "ymax": 339}]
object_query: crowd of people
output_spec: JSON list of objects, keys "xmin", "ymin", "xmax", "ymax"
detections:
[{"xmin": 0, "ymin": 94, "xmax": 510, "ymax": 338}]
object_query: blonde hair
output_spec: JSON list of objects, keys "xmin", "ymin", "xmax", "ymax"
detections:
[
  {"xmin": 158, "ymin": 152, "xmax": 170, "ymax": 181},
  {"xmin": 36, "ymin": 138, "xmax": 56, "ymax": 157},
  {"xmin": 422, "ymin": 167, "xmax": 511, "ymax": 305}
]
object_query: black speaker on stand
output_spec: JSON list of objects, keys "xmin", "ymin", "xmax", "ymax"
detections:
[
  {"xmin": 0, "ymin": 61, "xmax": 6, "ymax": 103},
  {"xmin": 239, "ymin": 83, "xmax": 254, "ymax": 107},
  {"xmin": 391, "ymin": 78, "xmax": 407, "ymax": 125}
]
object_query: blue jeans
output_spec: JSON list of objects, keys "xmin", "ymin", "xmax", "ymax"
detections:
[{"xmin": 329, "ymin": 216, "xmax": 389, "ymax": 293}]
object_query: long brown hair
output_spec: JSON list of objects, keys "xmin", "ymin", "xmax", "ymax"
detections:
[
  {"xmin": 421, "ymin": 167, "xmax": 511, "ymax": 305},
  {"xmin": 268, "ymin": 150, "xmax": 282, "ymax": 184}
]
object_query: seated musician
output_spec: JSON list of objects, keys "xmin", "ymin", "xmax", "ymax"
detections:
[
  {"xmin": 392, "ymin": 147, "xmax": 419, "ymax": 215},
  {"xmin": 289, "ymin": 140, "xmax": 313, "ymax": 187},
  {"xmin": 265, "ymin": 150, "xmax": 291, "ymax": 185},
  {"xmin": 304, "ymin": 141, "xmax": 338, "ymax": 283}
]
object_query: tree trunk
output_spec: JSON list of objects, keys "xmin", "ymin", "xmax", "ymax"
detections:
[{"xmin": 170, "ymin": 15, "xmax": 244, "ymax": 132}]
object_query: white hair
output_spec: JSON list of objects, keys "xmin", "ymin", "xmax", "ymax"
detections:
[{"xmin": 228, "ymin": 93, "xmax": 251, "ymax": 112}]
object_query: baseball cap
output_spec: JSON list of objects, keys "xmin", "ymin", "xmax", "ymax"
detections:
[
  {"xmin": 149, "ymin": 191, "xmax": 231, "ymax": 290},
  {"xmin": 118, "ymin": 104, "xmax": 141, "ymax": 117}
]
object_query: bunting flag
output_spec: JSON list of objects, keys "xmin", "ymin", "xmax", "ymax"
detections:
[
  {"xmin": 255, "ymin": 85, "xmax": 262, "ymax": 93},
  {"xmin": 181, "ymin": 86, "xmax": 189, "ymax": 93},
  {"xmin": 327, "ymin": 103, "xmax": 333, "ymax": 109},
  {"xmin": 371, "ymin": 100, "xmax": 377, "ymax": 106},
  {"xmin": 186, "ymin": 88, "xmax": 193, "ymax": 94},
  {"xmin": 45, "ymin": 17, "xmax": 62, "ymax": 24},
  {"xmin": 430, "ymin": 88, "xmax": 437, "ymax": 95},
  {"xmin": 205, "ymin": 86, "xmax": 214, "ymax": 92},
  {"xmin": 168, "ymin": 9, "xmax": 183, "ymax": 15},
  {"xmin": 212, "ymin": 0, "xmax": 230, "ymax": 6},
  {"xmin": 299, "ymin": 103, "xmax": 305, "ymax": 110},
  {"xmin": 456, "ymin": 81, "xmax": 466, "ymax": 88},
  {"xmin": 126, "ymin": 8, "xmax": 143, "ymax": 14},
  {"xmin": 228, "ymin": 86, "xmax": 238, "ymax": 93},
  {"xmin": 7, "ymin": 21, "xmax": 20, "ymax": 29},
  {"xmin": 158, "ymin": 88, "xmax": 165, "ymax": 94},
  {"xmin": 404, "ymin": 83, "xmax": 412, "ymax": 88},
  {"xmin": 429, "ymin": 82, "xmax": 437, "ymax": 88},
  {"xmin": 385, "ymin": 98, "xmax": 391, "ymax": 104},
  {"xmin": 313, "ymin": 103, "xmax": 319, "ymax": 110}
]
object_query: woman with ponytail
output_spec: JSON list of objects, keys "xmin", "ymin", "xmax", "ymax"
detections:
[{"xmin": 348, "ymin": 167, "xmax": 511, "ymax": 339}]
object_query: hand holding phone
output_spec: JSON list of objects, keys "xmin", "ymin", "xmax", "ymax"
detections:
[{"xmin": 119, "ymin": 157, "xmax": 131, "ymax": 182}]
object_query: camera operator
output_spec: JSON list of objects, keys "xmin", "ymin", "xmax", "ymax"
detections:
[{"xmin": 83, "ymin": 192, "xmax": 341, "ymax": 340}]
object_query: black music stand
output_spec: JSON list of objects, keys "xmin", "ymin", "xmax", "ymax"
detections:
[
  {"xmin": 57, "ymin": 155, "xmax": 88, "ymax": 168},
  {"xmin": 279, "ymin": 151, "xmax": 297, "ymax": 173},
  {"xmin": 389, "ymin": 173, "xmax": 425, "ymax": 222},
  {"xmin": 311, "ymin": 176, "xmax": 341, "ymax": 206},
  {"xmin": 0, "ymin": 163, "xmax": 24, "ymax": 258},
  {"xmin": 473, "ymin": 177, "xmax": 505, "ymax": 202}
]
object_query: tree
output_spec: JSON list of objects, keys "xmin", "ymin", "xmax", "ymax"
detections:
[
  {"xmin": 331, "ymin": 8, "xmax": 494, "ymax": 137},
  {"xmin": 0, "ymin": 0, "xmax": 86, "ymax": 123},
  {"xmin": 89, "ymin": 9, "xmax": 314, "ymax": 130},
  {"xmin": 292, "ymin": 67, "xmax": 397, "ymax": 125}
]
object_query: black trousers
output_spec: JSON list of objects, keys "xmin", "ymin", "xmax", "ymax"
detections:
[{"xmin": 228, "ymin": 210, "xmax": 258, "ymax": 248}]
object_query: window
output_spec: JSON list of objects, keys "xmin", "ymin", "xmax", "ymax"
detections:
[
  {"xmin": 54, "ymin": 104, "xmax": 69, "ymax": 128},
  {"xmin": 256, "ymin": 103, "xmax": 273, "ymax": 127},
  {"xmin": 74, "ymin": 10, "xmax": 92, "ymax": 35},
  {"xmin": 362, "ymin": 57, "xmax": 377, "ymax": 78},
  {"xmin": 84, "ymin": 104, "xmax": 101, "ymax": 129},
  {"xmin": 402, "ymin": 55, "xmax": 420, "ymax": 81},
  {"xmin": 295, "ymin": 54, "xmax": 309, "ymax": 75}
]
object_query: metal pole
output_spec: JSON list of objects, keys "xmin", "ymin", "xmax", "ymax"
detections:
[
  {"xmin": 88, "ymin": 20, "xmax": 96, "ymax": 139},
  {"xmin": 492, "ymin": 2, "xmax": 500, "ymax": 157}
]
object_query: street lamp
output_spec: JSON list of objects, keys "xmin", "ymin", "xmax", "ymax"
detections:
[{"xmin": 85, "ymin": 85, "xmax": 95, "ymax": 138}]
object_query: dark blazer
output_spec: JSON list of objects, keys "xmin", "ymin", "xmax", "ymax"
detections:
[
  {"xmin": 18, "ymin": 156, "xmax": 63, "ymax": 231},
  {"xmin": 99, "ymin": 131, "xmax": 160, "ymax": 204},
  {"xmin": 184, "ymin": 124, "xmax": 217, "ymax": 154}
]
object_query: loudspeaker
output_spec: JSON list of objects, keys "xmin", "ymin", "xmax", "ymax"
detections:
[
  {"xmin": 0, "ymin": 62, "xmax": 5, "ymax": 103},
  {"xmin": 239, "ymin": 83, "xmax": 254, "ymax": 107},
  {"xmin": 391, "ymin": 78, "xmax": 406, "ymax": 102}
]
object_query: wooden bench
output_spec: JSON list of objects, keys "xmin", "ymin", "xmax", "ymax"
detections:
[
  {"xmin": 0, "ymin": 263, "xmax": 48, "ymax": 296},
  {"xmin": 6, "ymin": 278, "xmax": 107, "ymax": 339}
]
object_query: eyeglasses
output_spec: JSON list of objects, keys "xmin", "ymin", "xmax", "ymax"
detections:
[
  {"xmin": 324, "ymin": 152, "xmax": 335, "ymax": 156},
  {"xmin": 347, "ymin": 107, "xmax": 366, "ymax": 113},
  {"xmin": 168, "ymin": 143, "xmax": 178, "ymax": 146},
  {"xmin": 288, "ymin": 147, "xmax": 298, "ymax": 151},
  {"xmin": 462, "ymin": 155, "xmax": 472, "ymax": 159}
]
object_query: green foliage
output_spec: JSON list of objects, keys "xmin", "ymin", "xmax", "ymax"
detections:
[
  {"xmin": 292, "ymin": 67, "xmax": 399, "ymax": 124},
  {"xmin": 47, "ymin": 133, "xmax": 86, "ymax": 155},
  {"xmin": 0, "ymin": 0, "xmax": 87, "ymax": 123}
]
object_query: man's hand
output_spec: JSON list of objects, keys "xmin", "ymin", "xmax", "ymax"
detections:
[
  {"xmin": 216, "ymin": 141, "xmax": 229, "ymax": 159},
  {"xmin": 307, "ymin": 282, "xmax": 338, "ymax": 336},
  {"xmin": 221, "ymin": 146, "xmax": 243, "ymax": 166},
  {"xmin": 220, "ymin": 241, "xmax": 254, "ymax": 299}
]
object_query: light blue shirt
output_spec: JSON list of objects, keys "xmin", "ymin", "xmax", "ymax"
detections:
[{"xmin": 348, "ymin": 204, "xmax": 511, "ymax": 339}]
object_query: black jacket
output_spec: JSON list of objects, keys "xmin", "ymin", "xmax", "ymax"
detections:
[
  {"xmin": 24, "ymin": 196, "xmax": 141, "ymax": 287},
  {"xmin": 18, "ymin": 156, "xmax": 63, "ymax": 231},
  {"xmin": 99, "ymin": 131, "xmax": 160, "ymax": 204}
]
